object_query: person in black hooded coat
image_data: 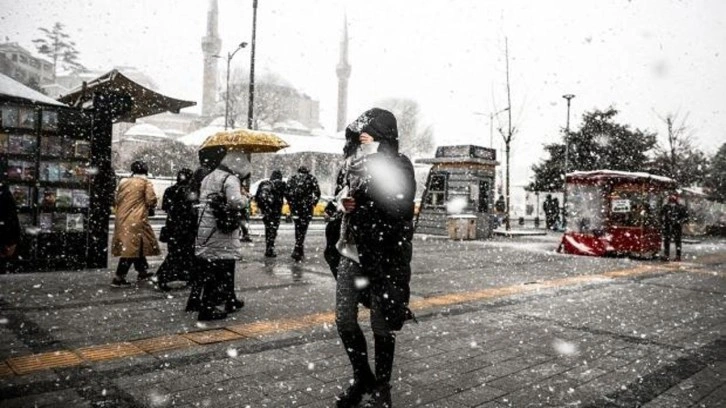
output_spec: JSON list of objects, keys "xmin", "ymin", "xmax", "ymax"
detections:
[
  {"xmin": 155, "ymin": 168, "xmax": 196, "ymax": 290},
  {"xmin": 285, "ymin": 166, "xmax": 321, "ymax": 261},
  {"xmin": 332, "ymin": 108, "xmax": 416, "ymax": 408},
  {"xmin": 255, "ymin": 169, "xmax": 287, "ymax": 257}
]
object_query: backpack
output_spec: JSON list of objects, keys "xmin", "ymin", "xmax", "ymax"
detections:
[{"xmin": 206, "ymin": 174, "xmax": 243, "ymax": 234}]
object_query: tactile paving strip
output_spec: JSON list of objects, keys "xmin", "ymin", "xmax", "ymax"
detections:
[
  {"xmin": 182, "ymin": 329, "xmax": 243, "ymax": 344},
  {"xmin": 1, "ymin": 262, "xmax": 701, "ymax": 376},
  {"xmin": 76, "ymin": 342, "xmax": 145, "ymax": 362},
  {"xmin": 0, "ymin": 362, "xmax": 14, "ymax": 377},
  {"xmin": 132, "ymin": 335, "xmax": 197, "ymax": 354},
  {"xmin": 6, "ymin": 350, "xmax": 83, "ymax": 375}
]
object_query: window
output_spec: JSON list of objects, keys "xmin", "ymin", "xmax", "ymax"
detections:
[
  {"xmin": 567, "ymin": 184, "xmax": 604, "ymax": 233},
  {"xmin": 424, "ymin": 173, "xmax": 447, "ymax": 208},
  {"xmin": 477, "ymin": 180, "xmax": 490, "ymax": 212},
  {"xmin": 608, "ymin": 187, "xmax": 659, "ymax": 228}
]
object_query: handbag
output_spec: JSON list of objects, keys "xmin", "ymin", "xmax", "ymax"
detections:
[{"xmin": 159, "ymin": 226, "xmax": 170, "ymax": 243}]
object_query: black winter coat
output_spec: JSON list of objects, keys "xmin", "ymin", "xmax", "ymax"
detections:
[
  {"xmin": 255, "ymin": 179, "xmax": 286, "ymax": 216},
  {"xmin": 285, "ymin": 172, "xmax": 321, "ymax": 216},
  {"xmin": 162, "ymin": 182, "xmax": 197, "ymax": 243},
  {"xmin": 661, "ymin": 202, "xmax": 688, "ymax": 235},
  {"xmin": 0, "ymin": 183, "xmax": 21, "ymax": 250},
  {"xmin": 337, "ymin": 107, "xmax": 417, "ymax": 331}
]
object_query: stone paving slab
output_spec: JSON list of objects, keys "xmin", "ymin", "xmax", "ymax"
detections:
[{"xmin": 1, "ymin": 234, "xmax": 724, "ymax": 407}]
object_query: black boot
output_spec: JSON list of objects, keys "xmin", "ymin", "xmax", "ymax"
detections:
[
  {"xmin": 198, "ymin": 307, "xmax": 227, "ymax": 321},
  {"xmin": 225, "ymin": 298, "xmax": 244, "ymax": 313},
  {"xmin": 363, "ymin": 383, "xmax": 392, "ymax": 408},
  {"xmin": 337, "ymin": 377, "xmax": 377, "ymax": 408},
  {"xmin": 337, "ymin": 328, "xmax": 376, "ymax": 407},
  {"xmin": 374, "ymin": 334, "xmax": 396, "ymax": 385}
]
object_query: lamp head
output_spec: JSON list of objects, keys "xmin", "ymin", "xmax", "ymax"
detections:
[{"xmin": 239, "ymin": 42, "xmax": 249, "ymax": 49}]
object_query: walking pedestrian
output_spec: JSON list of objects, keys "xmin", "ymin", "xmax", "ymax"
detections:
[
  {"xmin": 110, "ymin": 161, "xmax": 160, "ymax": 287},
  {"xmin": 255, "ymin": 169, "xmax": 287, "ymax": 257},
  {"xmin": 191, "ymin": 149, "xmax": 250, "ymax": 321},
  {"xmin": 285, "ymin": 166, "xmax": 321, "ymax": 261},
  {"xmin": 332, "ymin": 108, "xmax": 417, "ymax": 408},
  {"xmin": 661, "ymin": 194, "xmax": 688, "ymax": 261},
  {"xmin": 0, "ymin": 181, "xmax": 21, "ymax": 273},
  {"xmin": 155, "ymin": 168, "xmax": 196, "ymax": 291},
  {"xmin": 543, "ymin": 194, "xmax": 555, "ymax": 230}
]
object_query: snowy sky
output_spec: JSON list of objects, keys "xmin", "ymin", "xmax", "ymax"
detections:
[{"xmin": 1, "ymin": 0, "xmax": 725, "ymax": 185}]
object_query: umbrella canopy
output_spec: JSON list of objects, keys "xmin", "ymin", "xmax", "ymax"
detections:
[{"xmin": 200, "ymin": 129, "xmax": 289, "ymax": 153}]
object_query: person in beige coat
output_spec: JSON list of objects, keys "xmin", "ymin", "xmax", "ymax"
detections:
[{"xmin": 110, "ymin": 161, "xmax": 160, "ymax": 287}]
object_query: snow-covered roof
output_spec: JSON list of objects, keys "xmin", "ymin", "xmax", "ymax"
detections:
[
  {"xmin": 0, "ymin": 72, "xmax": 67, "ymax": 106},
  {"xmin": 125, "ymin": 123, "xmax": 167, "ymax": 138},
  {"xmin": 274, "ymin": 133, "xmax": 344, "ymax": 155},
  {"xmin": 178, "ymin": 125, "xmax": 344, "ymax": 155},
  {"xmin": 567, "ymin": 170, "xmax": 676, "ymax": 184}
]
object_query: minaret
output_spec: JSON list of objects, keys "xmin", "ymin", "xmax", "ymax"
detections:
[
  {"xmin": 336, "ymin": 15, "xmax": 351, "ymax": 132},
  {"xmin": 201, "ymin": 0, "xmax": 222, "ymax": 118}
]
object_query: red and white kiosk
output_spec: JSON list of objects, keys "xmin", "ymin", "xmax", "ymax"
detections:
[{"xmin": 560, "ymin": 170, "xmax": 676, "ymax": 258}]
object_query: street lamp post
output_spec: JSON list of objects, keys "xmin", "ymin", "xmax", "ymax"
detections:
[
  {"xmin": 562, "ymin": 93, "xmax": 575, "ymax": 230},
  {"xmin": 221, "ymin": 42, "xmax": 248, "ymax": 130},
  {"xmin": 490, "ymin": 107, "xmax": 509, "ymax": 149},
  {"xmin": 247, "ymin": 0, "xmax": 258, "ymax": 130}
]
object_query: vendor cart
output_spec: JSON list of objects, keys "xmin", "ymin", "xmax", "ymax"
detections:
[{"xmin": 560, "ymin": 170, "xmax": 676, "ymax": 258}]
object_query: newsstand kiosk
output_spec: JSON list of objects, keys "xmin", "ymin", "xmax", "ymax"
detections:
[
  {"xmin": 416, "ymin": 145, "xmax": 499, "ymax": 239},
  {"xmin": 560, "ymin": 170, "xmax": 676, "ymax": 258},
  {"xmin": 0, "ymin": 70, "xmax": 194, "ymax": 272}
]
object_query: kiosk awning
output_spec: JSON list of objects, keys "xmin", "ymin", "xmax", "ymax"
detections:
[
  {"xmin": 58, "ymin": 69, "xmax": 195, "ymax": 123},
  {"xmin": 0, "ymin": 72, "xmax": 67, "ymax": 106}
]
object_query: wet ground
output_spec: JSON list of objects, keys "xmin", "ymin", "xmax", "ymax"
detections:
[{"xmin": 1, "ymin": 223, "xmax": 724, "ymax": 407}]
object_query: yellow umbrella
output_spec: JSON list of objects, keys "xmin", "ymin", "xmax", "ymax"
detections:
[{"xmin": 200, "ymin": 129, "xmax": 289, "ymax": 153}]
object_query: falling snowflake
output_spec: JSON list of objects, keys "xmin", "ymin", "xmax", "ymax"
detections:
[
  {"xmin": 226, "ymin": 348, "xmax": 238, "ymax": 358},
  {"xmin": 147, "ymin": 390, "xmax": 169, "ymax": 407},
  {"xmin": 552, "ymin": 338, "xmax": 578, "ymax": 356}
]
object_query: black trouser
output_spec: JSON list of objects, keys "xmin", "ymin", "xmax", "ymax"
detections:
[
  {"xmin": 194, "ymin": 258, "xmax": 236, "ymax": 311},
  {"xmin": 115, "ymin": 257, "xmax": 149, "ymax": 279},
  {"xmin": 336, "ymin": 257, "xmax": 396, "ymax": 385},
  {"xmin": 262, "ymin": 213, "xmax": 281, "ymax": 252},
  {"xmin": 292, "ymin": 213, "xmax": 312, "ymax": 254},
  {"xmin": 664, "ymin": 227, "xmax": 683, "ymax": 260}
]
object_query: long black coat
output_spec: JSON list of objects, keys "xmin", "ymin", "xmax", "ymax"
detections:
[
  {"xmin": 256, "ymin": 179, "xmax": 287, "ymax": 216},
  {"xmin": 661, "ymin": 202, "xmax": 688, "ymax": 236},
  {"xmin": 162, "ymin": 182, "xmax": 197, "ymax": 245},
  {"xmin": 285, "ymin": 171, "xmax": 321, "ymax": 217},
  {"xmin": 0, "ymin": 183, "xmax": 21, "ymax": 251},
  {"xmin": 340, "ymin": 107, "xmax": 417, "ymax": 331}
]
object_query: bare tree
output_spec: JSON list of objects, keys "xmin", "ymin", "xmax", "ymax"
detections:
[
  {"xmin": 32, "ymin": 22, "xmax": 85, "ymax": 77},
  {"xmin": 497, "ymin": 37, "xmax": 518, "ymax": 231},
  {"xmin": 650, "ymin": 111, "xmax": 708, "ymax": 186},
  {"xmin": 376, "ymin": 97, "xmax": 435, "ymax": 159}
]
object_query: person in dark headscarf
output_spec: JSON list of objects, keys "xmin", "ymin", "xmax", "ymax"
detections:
[
  {"xmin": 284, "ymin": 165, "xmax": 321, "ymax": 261},
  {"xmin": 332, "ymin": 108, "xmax": 417, "ymax": 408},
  {"xmin": 155, "ymin": 168, "xmax": 196, "ymax": 290},
  {"xmin": 255, "ymin": 169, "xmax": 287, "ymax": 257}
]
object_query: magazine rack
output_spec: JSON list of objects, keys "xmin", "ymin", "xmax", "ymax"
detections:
[{"xmin": 1, "ymin": 104, "xmax": 94, "ymax": 271}]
